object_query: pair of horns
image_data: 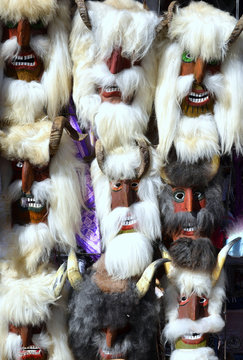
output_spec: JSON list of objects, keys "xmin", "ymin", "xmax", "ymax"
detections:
[
  {"xmin": 67, "ymin": 249, "xmax": 170, "ymax": 298},
  {"xmin": 161, "ymin": 237, "xmax": 241, "ymax": 287},
  {"xmin": 95, "ymin": 139, "xmax": 150, "ymax": 179},
  {"xmin": 160, "ymin": 155, "xmax": 220, "ymax": 185},
  {"xmin": 49, "ymin": 116, "xmax": 87, "ymax": 156}
]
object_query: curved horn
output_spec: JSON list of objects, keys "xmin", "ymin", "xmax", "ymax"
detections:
[
  {"xmin": 75, "ymin": 0, "xmax": 92, "ymax": 30},
  {"xmin": 52, "ymin": 262, "xmax": 67, "ymax": 298},
  {"xmin": 155, "ymin": 1, "xmax": 178, "ymax": 35},
  {"xmin": 49, "ymin": 116, "xmax": 87, "ymax": 156},
  {"xmin": 226, "ymin": 15, "xmax": 243, "ymax": 50},
  {"xmin": 136, "ymin": 258, "xmax": 171, "ymax": 298},
  {"xmin": 160, "ymin": 167, "xmax": 171, "ymax": 185},
  {"xmin": 95, "ymin": 139, "xmax": 106, "ymax": 173},
  {"xmin": 135, "ymin": 139, "xmax": 150, "ymax": 179},
  {"xmin": 159, "ymin": 244, "xmax": 172, "ymax": 275},
  {"xmin": 212, "ymin": 237, "xmax": 241, "ymax": 287},
  {"xmin": 208, "ymin": 155, "xmax": 220, "ymax": 182},
  {"xmin": 67, "ymin": 248, "xmax": 83, "ymax": 290}
]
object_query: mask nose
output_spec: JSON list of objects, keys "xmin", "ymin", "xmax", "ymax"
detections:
[
  {"xmin": 106, "ymin": 47, "xmax": 132, "ymax": 74},
  {"xmin": 104, "ymin": 328, "xmax": 118, "ymax": 348},
  {"xmin": 184, "ymin": 188, "xmax": 193, "ymax": 212},
  {"xmin": 194, "ymin": 57, "xmax": 205, "ymax": 84},
  {"xmin": 17, "ymin": 19, "xmax": 31, "ymax": 48},
  {"xmin": 22, "ymin": 160, "xmax": 34, "ymax": 194}
]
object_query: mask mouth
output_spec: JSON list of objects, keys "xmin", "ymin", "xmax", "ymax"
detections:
[
  {"xmin": 20, "ymin": 345, "xmax": 45, "ymax": 359},
  {"xmin": 186, "ymin": 89, "xmax": 210, "ymax": 107},
  {"xmin": 20, "ymin": 193, "xmax": 45, "ymax": 212},
  {"xmin": 181, "ymin": 332, "xmax": 205, "ymax": 344},
  {"xmin": 100, "ymin": 85, "xmax": 122, "ymax": 99},
  {"xmin": 9, "ymin": 51, "xmax": 39, "ymax": 70},
  {"xmin": 120, "ymin": 215, "xmax": 137, "ymax": 232},
  {"xmin": 99, "ymin": 348, "xmax": 125, "ymax": 360}
]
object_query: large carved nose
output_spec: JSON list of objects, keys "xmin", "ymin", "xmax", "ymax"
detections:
[
  {"xmin": 184, "ymin": 188, "xmax": 193, "ymax": 213},
  {"xmin": 106, "ymin": 48, "xmax": 132, "ymax": 74},
  {"xmin": 22, "ymin": 160, "xmax": 34, "ymax": 194},
  {"xmin": 17, "ymin": 19, "xmax": 31, "ymax": 48},
  {"xmin": 104, "ymin": 328, "xmax": 118, "ymax": 348},
  {"xmin": 194, "ymin": 57, "xmax": 205, "ymax": 84}
]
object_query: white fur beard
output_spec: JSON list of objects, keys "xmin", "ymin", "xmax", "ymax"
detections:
[
  {"xmin": 170, "ymin": 347, "xmax": 218, "ymax": 360},
  {"xmin": 105, "ymin": 232, "xmax": 153, "ymax": 279},
  {"xmin": 101, "ymin": 200, "xmax": 161, "ymax": 245},
  {"xmin": 174, "ymin": 114, "xmax": 219, "ymax": 163},
  {"xmin": 5, "ymin": 333, "xmax": 22, "ymax": 360},
  {"xmin": 163, "ymin": 315, "xmax": 225, "ymax": 342}
]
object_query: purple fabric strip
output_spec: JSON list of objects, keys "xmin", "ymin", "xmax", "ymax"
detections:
[{"xmin": 68, "ymin": 98, "xmax": 101, "ymax": 261}]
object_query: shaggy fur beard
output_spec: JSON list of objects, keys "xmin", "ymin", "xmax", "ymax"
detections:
[
  {"xmin": 68, "ymin": 273, "xmax": 159, "ymax": 360},
  {"xmin": 105, "ymin": 232, "xmax": 154, "ymax": 279},
  {"xmin": 71, "ymin": 0, "xmax": 159, "ymax": 146},
  {"xmin": 159, "ymin": 181, "xmax": 224, "ymax": 239},
  {"xmin": 0, "ymin": 0, "xmax": 71, "ymax": 125},
  {"xmin": 0, "ymin": 266, "xmax": 74, "ymax": 360},
  {"xmin": 170, "ymin": 347, "xmax": 218, "ymax": 360},
  {"xmin": 0, "ymin": 125, "xmax": 85, "ymax": 274},
  {"xmin": 156, "ymin": 6, "xmax": 243, "ymax": 161},
  {"xmin": 169, "ymin": 237, "xmax": 217, "ymax": 272}
]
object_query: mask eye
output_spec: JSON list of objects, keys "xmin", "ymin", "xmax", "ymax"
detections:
[
  {"xmin": 173, "ymin": 190, "xmax": 185, "ymax": 203},
  {"xmin": 16, "ymin": 161, "xmax": 23, "ymax": 168},
  {"xmin": 5, "ymin": 21, "xmax": 18, "ymax": 29},
  {"xmin": 179, "ymin": 295, "xmax": 189, "ymax": 306},
  {"xmin": 199, "ymin": 297, "xmax": 208, "ymax": 307},
  {"xmin": 193, "ymin": 191, "xmax": 204, "ymax": 201},
  {"xmin": 208, "ymin": 59, "xmax": 220, "ymax": 67},
  {"xmin": 182, "ymin": 51, "xmax": 194, "ymax": 63},
  {"xmin": 130, "ymin": 181, "xmax": 139, "ymax": 191},
  {"xmin": 31, "ymin": 20, "xmax": 45, "ymax": 30},
  {"xmin": 111, "ymin": 182, "xmax": 122, "ymax": 192}
]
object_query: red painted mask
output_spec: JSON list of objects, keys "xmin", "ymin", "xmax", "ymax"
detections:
[
  {"xmin": 11, "ymin": 160, "xmax": 49, "ymax": 225},
  {"xmin": 175, "ymin": 294, "xmax": 209, "ymax": 349},
  {"xmin": 180, "ymin": 52, "xmax": 221, "ymax": 117},
  {"xmin": 172, "ymin": 186, "xmax": 206, "ymax": 240},
  {"xmin": 9, "ymin": 323, "xmax": 47, "ymax": 360},
  {"xmin": 98, "ymin": 47, "xmax": 140, "ymax": 104},
  {"xmin": 2, "ymin": 19, "xmax": 47, "ymax": 82}
]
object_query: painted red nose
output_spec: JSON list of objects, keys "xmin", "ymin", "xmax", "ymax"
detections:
[
  {"xmin": 17, "ymin": 19, "xmax": 31, "ymax": 48},
  {"xmin": 106, "ymin": 47, "xmax": 132, "ymax": 74}
]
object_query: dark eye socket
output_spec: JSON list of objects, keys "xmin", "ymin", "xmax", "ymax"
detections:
[
  {"xmin": 5, "ymin": 21, "xmax": 18, "ymax": 29},
  {"xmin": 193, "ymin": 191, "xmax": 204, "ymax": 201},
  {"xmin": 208, "ymin": 59, "xmax": 220, "ymax": 66},
  {"xmin": 115, "ymin": 182, "xmax": 121, "ymax": 188},
  {"xmin": 31, "ymin": 20, "xmax": 45, "ymax": 29},
  {"xmin": 173, "ymin": 190, "xmax": 185, "ymax": 202},
  {"xmin": 181, "ymin": 296, "xmax": 187, "ymax": 301}
]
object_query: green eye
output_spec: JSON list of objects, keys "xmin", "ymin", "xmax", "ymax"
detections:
[
  {"xmin": 182, "ymin": 51, "xmax": 194, "ymax": 63},
  {"xmin": 208, "ymin": 59, "xmax": 220, "ymax": 66},
  {"xmin": 173, "ymin": 190, "xmax": 185, "ymax": 203},
  {"xmin": 31, "ymin": 20, "xmax": 45, "ymax": 29},
  {"xmin": 5, "ymin": 21, "xmax": 18, "ymax": 29}
]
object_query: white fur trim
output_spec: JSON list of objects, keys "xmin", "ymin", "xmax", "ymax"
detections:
[{"xmin": 171, "ymin": 347, "xmax": 218, "ymax": 360}]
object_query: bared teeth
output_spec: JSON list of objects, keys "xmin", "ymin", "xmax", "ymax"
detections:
[{"xmin": 183, "ymin": 333, "xmax": 202, "ymax": 340}]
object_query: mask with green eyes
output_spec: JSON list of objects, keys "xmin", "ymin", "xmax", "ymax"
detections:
[{"xmin": 180, "ymin": 51, "xmax": 221, "ymax": 118}]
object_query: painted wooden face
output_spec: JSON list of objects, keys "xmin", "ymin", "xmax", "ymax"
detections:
[
  {"xmin": 9, "ymin": 323, "xmax": 47, "ymax": 360},
  {"xmin": 11, "ymin": 160, "xmax": 49, "ymax": 225},
  {"xmin": 180, "ymin": 52, "xmax": 221, "ymax": 117},
  {"xmin": 172, "ymin": 186, "xmax": 206, "ymax": 240},
  {"xmin": 175, "ymin": 293, "xmax": 209, "ymax": 350},
  {"xmin": 110, "ymin": 179, "xmax": 140, "ymax": 233},
  {"xmin": 2, "ymin": 19, "xmax": 47, "ymax": 81},
  {"xmin": 98, "ymin": 47, "xmax": 140, "ymax": 104}
]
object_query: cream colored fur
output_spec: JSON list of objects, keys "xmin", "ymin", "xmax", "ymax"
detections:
[
  {"xmin": 0, "ymin": 263, "xmax": 74, "ymax": 360},
  {"xmin": 155, "ymin": 1, "xmax": 243, "ymax": 162},
  {"xmin": 0, "ymin": 121, "xmax": 85, "ymax": 274},
  {"xmin": 91, "ymin": 146, "xmax": 162, "ymax": 278},
  {"xmin": 171, "ymin": 348, "xmax": 218, "ymax": 360},
  {"xmin": 0, "ymin": 0, "xmax": 71, "ymax": 125},
  {"xmin": 70, "ymin": 0, "xmax": 159, "ymax": 151}
]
